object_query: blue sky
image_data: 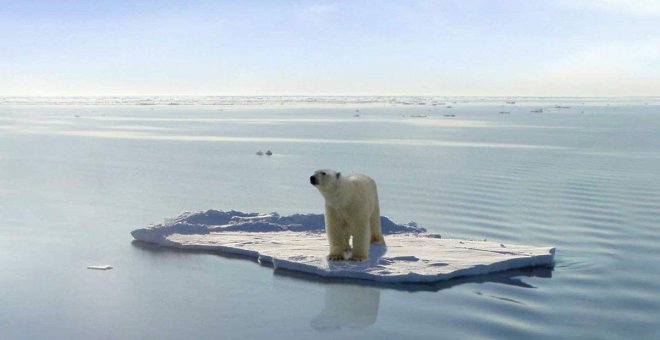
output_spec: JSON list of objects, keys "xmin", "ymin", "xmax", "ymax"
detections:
[{"xmin": 1, "ymin": 0, "xmax": 658, "ymax": 96}]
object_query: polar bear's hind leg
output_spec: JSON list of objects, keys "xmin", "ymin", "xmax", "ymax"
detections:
[{"xmin": 370, "ymin": 206, "xmax": 385, "ymax": 244}]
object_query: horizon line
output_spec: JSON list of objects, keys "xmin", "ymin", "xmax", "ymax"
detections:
[{"xmin": 2, "ymin": 94, "xmax": 659, "ymax": 98}]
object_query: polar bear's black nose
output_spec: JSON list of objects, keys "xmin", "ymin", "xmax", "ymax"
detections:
[{"xmin": 310, "ymin": 176, "xmax": 318, "ymax": 185}]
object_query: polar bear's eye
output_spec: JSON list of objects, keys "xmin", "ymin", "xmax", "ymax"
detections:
[{"xmin": 320, "ymin": 172, "xmax": 326, "ymax": 176}]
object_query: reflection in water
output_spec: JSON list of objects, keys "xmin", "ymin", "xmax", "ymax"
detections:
[
  {"xmin": 303, "ymin": 266, "xmax": 552, "ymax": 332},
  {"xmin": 310, "ymin": 284, "xmax": 380, "ymax": 331},
  {"xmin": 131, "ymin": 241, "xmax": 554, "ymax": 333},
  {"xmin": 273, "ymin": 264, "xmax": 553, "ymax": 293},
  {"xmin": 275, "ymin": 266, "xmax": 552, "ymax": 332}
]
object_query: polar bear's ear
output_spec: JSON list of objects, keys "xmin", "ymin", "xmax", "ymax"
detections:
[{"xmin": 336, "ymin": 172, "xmax": 341, "ymax": 179}]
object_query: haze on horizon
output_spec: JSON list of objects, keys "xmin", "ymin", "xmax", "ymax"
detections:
[{"xmin": 1, "ymin": 0, "xmax": 658, "ymax": 97}]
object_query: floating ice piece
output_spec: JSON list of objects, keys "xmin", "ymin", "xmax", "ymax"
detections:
[
  {"xmin": 131, "ymin": 210, "xmax": 554, "ymax": 283},
  {"xmin": 87, "ymin": 265, "xmax": 113, "ymax": 270}
]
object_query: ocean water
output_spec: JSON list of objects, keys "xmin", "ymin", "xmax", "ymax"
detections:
[{"xmin": 1, "ymin": 99, "xmax": 659, "ymax": 339}]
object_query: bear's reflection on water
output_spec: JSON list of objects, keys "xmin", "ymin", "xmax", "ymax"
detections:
[
  {"xmin": 302, "ymin": 265, "xmax": 554, "ymax": 332},
  {"xmin": 310, "ymin": 284, "xmax": 380, "ymax": 331},
  {"xmin": 131, "ymin": 239, "xmax": 553, "ymax": 333}
]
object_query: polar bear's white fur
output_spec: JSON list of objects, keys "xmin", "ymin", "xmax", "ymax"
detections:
[{"xmin": 310, "ymin": 169, "xmax": 385, "ymax": 261}]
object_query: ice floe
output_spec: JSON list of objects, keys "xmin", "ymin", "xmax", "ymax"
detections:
[
  {"xmin": 131, "ymin": 210, "xmax": 554, "ymax": 283},
  {"xmin": 87, "ymin": 265, "xmax": 113, "ymax": 270}
]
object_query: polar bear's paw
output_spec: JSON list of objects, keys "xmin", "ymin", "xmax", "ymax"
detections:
[
  {"xmin": 327, "ymin": 254, "xmax": 345, "ymax": 261},
  {"xmin": 349, "ymin": 255, "xmax": 367, "ymax": 262}
]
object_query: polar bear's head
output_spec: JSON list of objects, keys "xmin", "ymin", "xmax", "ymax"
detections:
[{"xmin": 310, "ymin": 169, "xmax": 342, "ymax": 192}]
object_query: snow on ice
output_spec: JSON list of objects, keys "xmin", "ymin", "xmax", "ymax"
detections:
[{"xmin": 131, "ymin": 210, "xmax": 554, "ymax": 283}]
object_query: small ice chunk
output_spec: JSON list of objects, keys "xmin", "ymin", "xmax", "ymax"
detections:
[{"xmin": 87, "ymin": 265, "xmax": 113, "ymax": 270}]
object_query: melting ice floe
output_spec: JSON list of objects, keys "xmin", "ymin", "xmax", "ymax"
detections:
[{"xmin": 131, "ymin": 210, "xmax": 554, "ymax": 283}]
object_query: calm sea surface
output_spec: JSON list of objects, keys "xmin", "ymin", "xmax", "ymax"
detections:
[{"xmin": 1, "ymin": 100, "xmax": 659, "ymax": 339}]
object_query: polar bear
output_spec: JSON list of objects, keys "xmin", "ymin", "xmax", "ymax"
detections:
[{"xmin": 310, "ymin": 169, "xmax": 385, "ymax": 261}]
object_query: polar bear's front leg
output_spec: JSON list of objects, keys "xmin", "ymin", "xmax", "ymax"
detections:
[
  {"xmin": 326, "ymin": 226, "xmax": 349, "ymax": 261},
  {"xmin": 325, "ymin": 206, "xmax": 350, "ymax": 261},
  {"xmin": 349, "ymin": 218, "xmax": 371, "ymax": 261}
]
